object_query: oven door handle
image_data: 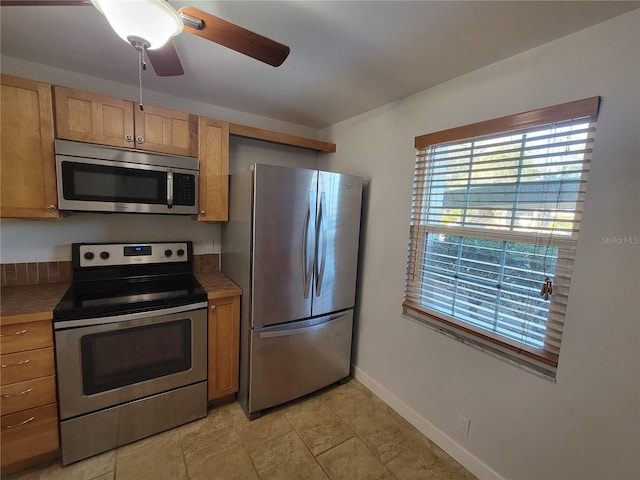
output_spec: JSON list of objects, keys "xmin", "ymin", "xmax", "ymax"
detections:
[{"xmin": 54, "ymin": 302, "xmax": 208, "ymax": 330}]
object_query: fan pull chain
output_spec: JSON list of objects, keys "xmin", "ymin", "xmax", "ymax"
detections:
[
  {"xmin": 540, "ymin": 277, "xmax": 553, "ymax": 301},
  {"xmin": 137, "ymin": 47, "xmax": 146, "ymax": 111}
]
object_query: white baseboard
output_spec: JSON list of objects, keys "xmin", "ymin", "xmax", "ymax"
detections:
[{"xmin": 351, "ymin": 364, "xmax": 504, "ymax": 480}]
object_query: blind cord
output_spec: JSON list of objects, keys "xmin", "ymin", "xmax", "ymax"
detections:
[{"xmin": 540, "ymin": 123, "xmax": 566, "ymax": 301}]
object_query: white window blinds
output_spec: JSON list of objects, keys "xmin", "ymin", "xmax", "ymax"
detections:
[{"xmin": 404, "ymin": 97, "xmax": 600, "ymax": 373}]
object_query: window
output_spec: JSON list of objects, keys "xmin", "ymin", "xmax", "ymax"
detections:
[{"xmin": 403, "ymin": 97, "xmax": 600, "ymax": 376}]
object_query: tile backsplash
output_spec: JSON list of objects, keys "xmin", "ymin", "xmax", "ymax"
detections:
[
  {"xmin": 192, "ymin": 253, "xmax": 220, "ymax": 274},
  {"xmin": 1, "ymin": 254, "xmax": 219, "ymax": 288},
  {"xmin": 1, "ymin": 261, "xmax": 72, "ymax": 287}
]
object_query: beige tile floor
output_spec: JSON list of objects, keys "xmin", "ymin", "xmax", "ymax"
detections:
[{"xmin": 7, "ymin": 379, "xmax": 476, "ymax": 480}]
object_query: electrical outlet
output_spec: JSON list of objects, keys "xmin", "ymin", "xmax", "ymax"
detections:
[{"xmin": 456, "ymin": 413, "xmax": 470, "ymax": 437}]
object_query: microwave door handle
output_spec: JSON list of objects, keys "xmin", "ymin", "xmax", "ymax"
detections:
[{"xmin": 167, "ymin": 169, "xmax": 174, "ymax": 209}]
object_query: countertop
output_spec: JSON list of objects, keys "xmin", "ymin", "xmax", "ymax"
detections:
[
  {"xmin": 0, "ymin": 282, "xmax": 71, "ymax": 325},
  {"xmin": 195, "ymin": 272, "xmax": 243, "ymax": 300},
  {"xmin": 0, "ymin": 272, "xmax": 242, "ymax": 324}
]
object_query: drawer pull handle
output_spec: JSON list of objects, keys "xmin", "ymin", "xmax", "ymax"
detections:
[
  {"xmin": 0, "ymin": 329, "xmax": 27, "ymax": 337},
  {"xmin": 2, "ymin": 388, "xmax": 33, "ymax": 399},
  {"xmin": 2, "ymin": 416, "xmax": 35, "ymax": 430},
  {"xmin": 1, "ymin": 359, "xmax": 31, "ymax": 368}
]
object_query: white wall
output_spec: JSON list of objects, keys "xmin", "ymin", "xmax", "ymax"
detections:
[
  {"xmin": 0, "ymin": 214, "xmax": 219, "ymax": 262},
  {"xmin": 230, "ymin": 135, "xmax": 320, "ymax": 174},
  {"xmin": 0, "ymin": 58, "xmax": 320, "ymax": 263},
  {"xmin": 322, "ymin": 10, "xmax": 640, "ymax": 480}
]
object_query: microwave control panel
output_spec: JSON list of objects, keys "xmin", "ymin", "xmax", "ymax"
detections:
[{"xmin": 174, "ymin": 173, "xmax": 196, "ymax": 206}]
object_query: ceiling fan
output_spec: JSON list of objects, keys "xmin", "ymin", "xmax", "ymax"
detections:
[{"xmin": 0, "ymin": 0, "xmax": 291, "ymax": 76}]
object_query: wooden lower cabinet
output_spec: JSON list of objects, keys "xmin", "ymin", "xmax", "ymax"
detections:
[
  {"xmin": 0, "ymin": 317, "xmax": 59, "ymax": 473},
  {"xmin": 207, "ymin": 296, "xmax": 240, "ymax": 401},
  {"xmin": 1, "ymin": 404, "xmax": 59, "ymax": 469}
]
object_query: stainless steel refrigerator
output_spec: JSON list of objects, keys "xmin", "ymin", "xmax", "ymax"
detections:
[{"xmin": 221, "ymin": 163, "xmax": 363, "ymax": 419}]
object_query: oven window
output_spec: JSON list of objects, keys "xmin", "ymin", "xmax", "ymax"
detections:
[
  {"xmin": 81, "ymin": 319, "xmax": 191, "ymax": 395},
  {"xmin": 62, "ymin": 161, "xmax": 167, "ymax": 204}
]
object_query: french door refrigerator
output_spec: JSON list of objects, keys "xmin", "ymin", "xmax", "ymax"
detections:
[{"xmin": 221, "ymin": 163, "xmax": 363, "ymax": 419}]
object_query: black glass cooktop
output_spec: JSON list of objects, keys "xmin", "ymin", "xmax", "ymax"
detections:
[{"xmin": 53, "ymin": 274, "xmax": 207, "ymax": 321}]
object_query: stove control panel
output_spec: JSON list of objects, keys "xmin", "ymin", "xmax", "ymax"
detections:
[{"xmin": 76, "ymin": 242, "xmax": 190, "ymax": 268}]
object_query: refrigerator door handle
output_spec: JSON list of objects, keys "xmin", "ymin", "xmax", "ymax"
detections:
[
  {"xmin": 302, "ymin": 192, "xmax": 314, "ymax": 299},
  {"xmin": 259, "ymin": 322, "xmax": 324, "ymax": 338},
  {"xmin": 315, "ymin": 192, "xmax": 327, "ymax": 296}
]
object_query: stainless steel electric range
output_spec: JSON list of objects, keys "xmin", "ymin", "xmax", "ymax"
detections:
[{"xmin": 53, "ymin": 242, "xmax": 208, "ymax": 465}]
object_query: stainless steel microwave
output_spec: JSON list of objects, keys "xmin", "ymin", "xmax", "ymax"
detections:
[{"xmin": 55, "ymin": 140, "xmax": 199, "ymax": 215}]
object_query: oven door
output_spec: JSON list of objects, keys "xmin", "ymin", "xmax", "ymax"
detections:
[
  {"xmin": 56, "ymin": 156, "xmax": 198, "ymax": 215},
  {"xmin": 54, "ymin": 304, "xmax": 207, "ymax": 420}
]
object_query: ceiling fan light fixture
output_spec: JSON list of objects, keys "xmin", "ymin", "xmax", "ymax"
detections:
[{"xmin": 91, "ymin": 0, "xmax": 183, "ymax": 50}]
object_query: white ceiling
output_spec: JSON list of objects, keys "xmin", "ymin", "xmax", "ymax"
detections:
[{"xmin": 1, "ymin": 1, "xmax": 638, "ymax": 128}]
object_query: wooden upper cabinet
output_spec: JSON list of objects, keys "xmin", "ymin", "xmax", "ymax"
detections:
[
  {"xmin": 134, "ymin": 105, "xmax": 198, "ymax": 157},
  {"xmin": 54, "ymin": 86, "xmax": 197, "ymax": 157},
  {"xmin": 1, "ymin": 74, "xmax": 59, "ymax": 219},
  {"xmin": 54, "ymin": 85, "xmax": 135, "ymax": 148},
  {"xmin": 197, "ymin": 117, "xmax": 229, "ymax": 222}
]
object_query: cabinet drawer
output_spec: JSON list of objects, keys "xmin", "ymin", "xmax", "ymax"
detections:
[
  {"xmin": 1, "ymin": 403, "xmax": 59, "ymax": 469},
  {"xmin": 1, "ymin": 348, "xmax": 55, "ymax": 385},
  {"xmin": 1, "ymin": 376, "xmax": 56, "ymax": 415},
  {"xmin": 0, "ymin": 321, "xmax": 52, "ymax": 354}
]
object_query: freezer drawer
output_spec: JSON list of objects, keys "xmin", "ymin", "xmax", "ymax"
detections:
[{"xmin": 248, "ymin": 311, "xmax": 353, "ymax": 413}]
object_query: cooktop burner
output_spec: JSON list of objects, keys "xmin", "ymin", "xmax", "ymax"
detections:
[{"xmin": 53, "ymin": 242, "xmax": 207, "ymax": 322}]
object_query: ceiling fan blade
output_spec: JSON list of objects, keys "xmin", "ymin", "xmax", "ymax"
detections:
[
  {"xmin": 178, "ymin": 6, "xmax": 290, "ymax": 67},
  {"xmin": 0, "ymin": 1, "xmax": 91, "ymax": 5},
  {"xmin": 146, "ymin": 41, "xmax": 184, "ymax": 77}
]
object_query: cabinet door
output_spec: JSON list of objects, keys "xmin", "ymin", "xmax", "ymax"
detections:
[
  {"xmin": 54, "ymin": 85, "xmax": 134, "ymax": 148},
  {"xmin": 134, "ymin": 104, "xmax": 198, "ymax": 157},
  {"xmin": 197, "ymin": 117, "xmax": 229, "ymax": 221},
  {"xmin": 208, "ymin": 296, "xmax": 239, "ymax": 401},
  {"xmin": 0, "ymin": 74, "xmax": 58, "ymax": 219}
]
